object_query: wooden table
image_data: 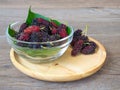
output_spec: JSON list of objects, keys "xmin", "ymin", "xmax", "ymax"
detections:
[{"xmin": 0, "ymin": 0, "xmax": 120, "ymax": 90}]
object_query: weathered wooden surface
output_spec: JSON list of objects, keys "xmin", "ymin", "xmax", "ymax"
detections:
[
  {"xmin": 0, "ymin": 0, "xmax": 120, "ymax": 8},
  {"xmin": 0, "ymin": 0, "xmax": 120, "ymax": 90}
]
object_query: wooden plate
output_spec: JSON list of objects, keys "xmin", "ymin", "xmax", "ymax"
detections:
[{"xmin": 10, "ymin": 37, "xmax": 106, "ymax": 82}]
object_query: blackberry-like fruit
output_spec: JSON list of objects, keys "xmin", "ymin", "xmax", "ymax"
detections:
[
  {"xmin": 58, "ymin": 29, "xmax": 67, "ymax": 38},
  {"xmin": 29, "ymin": 32, "xmax": 42, "ymax": 42},
  {"xmin": 49, "ymin": 35, "xmax": 56, "ymax": 41},
  {"xmin": 74, "ymin": 35, "xmax": 88, "ymax": 41},
  {"xmin": 61, "ymin": 24, "xmax": 67, "ymax": 29},
  {"xmin": 70, "ymin": 37, "xmax": 78, "ymax": 47},
  {"xmin": 57, "ymin": 24, "xmax": 66, "ymax": 30},
  {"xmin": 81, "ymin": 45, "xmax": 95, "ymax": 54},
  {"xmin": 31, "ymin": 18, "xmax": 42, "ymax": 26},
  {"xmin": 51, "ymin": 21, "xmax": 58, "ymax": 28},
  {"xmin": 71, "ymin": 35, "xmax": 88, "ymax": 47},
  {"xmin": 19, "ymin": 23, "xmax": 28, "ymax": 33},
  {"xmin": 51, "ymin": 27, "xmax": 57, "ymax": 34},
  {"xmin": 79, "ymin": 35, "xmax": 88, "ymax": 41},
  {"xmin": 73, "ymin": 29, "xmax": 82, "ymax": 37},
  {"xmin": 18, "ymin": 32, "xmax": 30, "ymax": 41},
  {"xmin": 24, "ymin": 25, "xmax": 40, "ymax": 34},
  {"xmin": 30, "ymin": 31, "xmax": 50, "ymax": 42},
  {"xmin": 71, "ymin": 40, "xmax": 84, "ymax": 56},
  {"xmin": 32, "ymin": 18, "xmax": 50, "ymax": 26},
  {"xmin": 41, "ymin": 31, "xmax": 50, "ymax": 40},
  {"xmin": 40, "ymin": 24, "xmax": 51, "ymax": 34},
  {"xmin": 42, "ymin": 36, "xmax": 49, "ymax": 42},
  {"xmin": 89, "ymin": 41, "xmax": 97, "ymax": 48},
  {"xmin": 42, "ymin": 19, "xmax": 50, "ymax": 26},
  {"xmin": 81, "ymin": 41, "xmax": 97, "ymax": 54}
]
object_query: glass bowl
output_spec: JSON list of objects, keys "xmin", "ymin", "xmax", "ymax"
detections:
[{"xmin": 6, "ymin": 21, "xmax": 73, "ymax": 63}]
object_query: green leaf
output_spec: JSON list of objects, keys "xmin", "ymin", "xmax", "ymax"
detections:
[
  {"xmin": 8, "ymin": 25, "xmax": 17, "ymax": 37},
  {"xmin": 51, "ymin": 19, "xmax": 61, "ymax": 26},
  {"xmin": 25, "ymin": 7, "xmax": 71, "ymax": 35},
  {"xmin": 16, "ymin": 46, "xmax": 60, "ymax": 57},
  {"xmin": 66, "ymin": 26, "xmax": 71, "ymax": 35},
  {"xmin": 26, "ymin": 7, "xmax": 51, "ymax": 25}
]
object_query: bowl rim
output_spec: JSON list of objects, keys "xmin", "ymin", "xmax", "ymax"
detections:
[{"xmin": 6, "ymin": 21, "xmax": 74, "ymax": 44}]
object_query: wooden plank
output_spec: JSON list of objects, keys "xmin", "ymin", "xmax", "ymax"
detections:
[{"xmin": 0, "ymin": 0, "xmax": 120, "ymax": 8}]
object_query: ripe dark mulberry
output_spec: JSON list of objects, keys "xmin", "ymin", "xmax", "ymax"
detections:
[
  {"xmin": 18, "ymin": 33, "xmax": 30, "ymax": 41},
  {"xmin": 31, "ymin": 18, "xmax": 42, "ymax": 26},
  {"xmin": 51, "ymin": 28, "xmax": 57, "ymax": 34},
  {"xmin": 19, "ymin": 23, "xmax": 28, "ymax": 33},
  {"xmin": 73, "ymin": 29, "xmax": 82, "ymax": 37},
  {"xmin": 57, "ymin": 24, "xmax": 66, "ymax": 30},
  {"xmin": 81, "ymin": 45, "xmax": 95, "ymax": 54},
  {"xmin": 24, "ymin": 25, "xmax": 40, "ymax": 34},
  {"xmin": 51, "ymin": 21, "xmax": 58, "ymax": 28},
  {"xmin": 89, "ymin": 41, "xmax": 97, "ymax": 48},
  {"xmin": 29, "ymin": 32, "xmax": 42, "ymax": 42},
  {"xmin": 70, "ymin": 37, "xmax": 78, "ymax": 47},
  {"xmin": 58, "ymin": 29, "xmax": 67, "ymax": 38},
  {"xmin": 71, "ymin": 40, "xmax": 84, "ymax": 56},
  {"xmin": 49, "ymin": 35, "xmax": 56, "ymax": 41},
  {"xmin": 81, "ymin": 41, "xmax": 97, "ymax": 54}
]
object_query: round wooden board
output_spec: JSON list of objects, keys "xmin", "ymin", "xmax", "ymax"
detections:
[{"xmin": 10, "ymin": 37, "xmax": 106, "ymax": 82}]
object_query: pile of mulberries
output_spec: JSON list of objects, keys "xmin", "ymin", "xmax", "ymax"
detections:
[
  {"xmin": 15, "ymin": 18, "xmax": 68, "ymax": 48},
  {"xmin": 71, "ymin": 29, "xmax": 97, "ymax": 56}
]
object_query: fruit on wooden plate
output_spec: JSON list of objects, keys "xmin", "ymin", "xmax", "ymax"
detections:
[{"xmin": 71, "ymin": 25, "xmax": 97, "ymax": 56}]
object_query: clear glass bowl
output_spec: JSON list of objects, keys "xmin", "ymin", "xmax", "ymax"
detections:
[{"xmin": 6, "ymin": 21, "xmax": 73, "ymax": 63}]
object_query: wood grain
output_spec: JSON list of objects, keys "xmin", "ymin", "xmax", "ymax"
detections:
[
  {"xmin": 0, "ymin": 0, "xmax": 120, "ymax": 90},
  {"xmin": 0, "ymin": 0, "xmax": 120, "ymax": 8}
]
